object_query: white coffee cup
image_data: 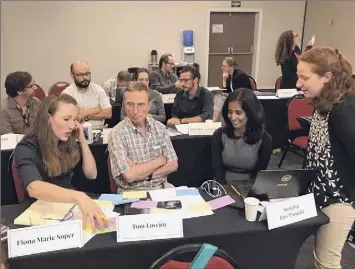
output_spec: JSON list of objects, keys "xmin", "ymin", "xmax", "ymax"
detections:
[{"xmin": 244, "ymin": 197, "xmax": 260, "ymax": 222}]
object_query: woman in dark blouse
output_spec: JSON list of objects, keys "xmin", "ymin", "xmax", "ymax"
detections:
[
  {"xmin": 14, "ymin": 94, "xmax": 106, "ymax": 230},
  {"xmin": 121, "ymin": 68, "xmax": 166, "ymax": 123},
  {"xmin": 211, "ymin": 88, "xmax": 272, "ymax": 187},
  {"xmin": 297, "ymin": 46, "xmax": 355, "ymax": 269},
  {"xmin": 275, "ymin": 30, "xmax": 312, "ymax": 89}
]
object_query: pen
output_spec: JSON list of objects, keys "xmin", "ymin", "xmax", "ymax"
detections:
[{"xmin": 231, "ymin": 184, "xmax": 246, "ymax": 199}]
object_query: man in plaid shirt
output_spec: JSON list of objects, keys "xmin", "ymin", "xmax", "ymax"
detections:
[{"xmin": 108, "ymin": 82, "xmax": 178, "ymax": 193}]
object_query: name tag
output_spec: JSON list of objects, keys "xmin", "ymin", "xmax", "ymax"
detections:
[
  {"xmin": 8, "ymin": 220, "xmax": 83, "ymax": 258},
  {"xmin": 188, "ymin": 122, "xmax": 221, "ymax": 136},
  {"xmin": 117, "ymin": 213, "xmax": 183, "ymax": 242},
  {"xmin": 266, "ymin": 193, "xmax": 318, "ymax": 230}
]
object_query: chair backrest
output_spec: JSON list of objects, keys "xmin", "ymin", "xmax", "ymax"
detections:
[
  {"xmin": 248, "ymin": 76, "xmax": 257, "ymax": 91},
  {"xmin": 107, "ymin": 155, "xmax": 118, "ymax": 194},
  {"xmin": 275, "ymin": 76, "xmax": 282, "ymax": 90},
  {"xmin": 159, "ymin": 257, "xmax": 234, "ymax": 269},
  {"xmin": 49, "ymin": 82, "xmax": 70, "ymax": 96},
  {"xmin": 287, "ymin": 94, "xmax": 314, "ymax": 131},
  {"xmin": 149, "ymin": 244, "xmax": 240, "ymax": 269},
  {"xmin": 8, "ymin": 151, "xmax": 25, "ymax": 203},
  {"xmin": 34, "ymin": 84, "xmax": 46, "ymax": 101}
]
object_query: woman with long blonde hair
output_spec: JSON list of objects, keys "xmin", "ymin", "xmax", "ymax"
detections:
[
  {"xmin": 13, "ymin": 94, "xmax": 106, "ymax": 230},
  {"xmin": 297, "ymin": 46, "xmax": 355, "ymax": 268}
]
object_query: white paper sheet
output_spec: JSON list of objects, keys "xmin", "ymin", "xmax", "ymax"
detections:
[{"xmin": 257, "ymin": 96, "xmax": 278, "ymax": 99}]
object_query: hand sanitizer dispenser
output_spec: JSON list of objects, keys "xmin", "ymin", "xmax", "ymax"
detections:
[{"xmin": 183, "ymin": 30, "xmax": 195, "ymax": 64}]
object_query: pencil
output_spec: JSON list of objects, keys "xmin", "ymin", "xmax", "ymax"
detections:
[{"xmin": 231, "ymin": 184, "xmax": 246, "ymax": 199}]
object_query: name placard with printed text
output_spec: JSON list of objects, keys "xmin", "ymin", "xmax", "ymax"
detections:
[
  {"xmin": 8, "ymin": 220, "xmax": 83, "ymax": 258},
  {"xmin": 266, "ymin": 193, "xmax": 317, "ymax": 230},
  {"xmin": 117, "ymin": 213, "xmax": 183, "ymax": 242}
]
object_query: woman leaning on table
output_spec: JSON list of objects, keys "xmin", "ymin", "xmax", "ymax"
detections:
[
  {"xmin": 13, "ymin": 94, "xmax": 106, "ymax": 230},
  {"xmin": 297, "ymin": 46, "xmax": 355, "ymax": 269}
]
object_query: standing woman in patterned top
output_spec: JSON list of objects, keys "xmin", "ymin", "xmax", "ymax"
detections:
[{"xmin": 297, "ymin": 46, "xmax": 355, "ymax": 269}]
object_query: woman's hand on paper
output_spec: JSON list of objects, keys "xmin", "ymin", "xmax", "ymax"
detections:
[{"xmin": 77, "ymin": 193, "xmax": 107, "ymax": 232}]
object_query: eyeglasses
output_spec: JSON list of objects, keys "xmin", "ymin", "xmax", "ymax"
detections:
[
  {"xmin": 72, "ymin": 72, "xmax": 91, "ymax": 78},
  {"xmin": 126, "ymin": 103, "xmax": 147, "ymax": 110},
  {"xmin": 25, "ymin": 81, "xmax": 36, "ymax": 89},
  {"xmin": 43, "ymin": 210, "xmax": 74, "ymax": 222},
  {"xmin": 179, "ymin": 78, "xmax": 193, "ymax": 83},
  {"xmin": 166, "ymin": 62, "xmax": 175, "ymax": 66}
]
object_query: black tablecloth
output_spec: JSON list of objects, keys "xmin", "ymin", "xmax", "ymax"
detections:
[
  {"xmin": 2, "ymin": 200, "xmax": 329, "ymax": 269},
  {"xmin": 1, "ymin": 135, "xmax": 214, "ymax": 205},
  {"xmin": 165, "ymin": 98, "xmax": 289, "ymax": 149}
]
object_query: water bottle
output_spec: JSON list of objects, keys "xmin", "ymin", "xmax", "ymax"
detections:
[{"xmin": 82, "ymin": 119, "xmax": 93, "ymax": 144}]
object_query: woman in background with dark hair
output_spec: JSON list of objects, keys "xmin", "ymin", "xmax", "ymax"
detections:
[
  {"xmin": 297, "ymin": 46, "xmax": 355, "ymax": 269},
  {"xmin": 121, "ymin": 68, "xmax": 166, "ymax": 123},
  {"xmin": 275, "ymin": 30, "xmax": 313, "ymax": 89},
  {"xmin": 211, "ymin": 88, "xmax": 272, "ymax": 187}
]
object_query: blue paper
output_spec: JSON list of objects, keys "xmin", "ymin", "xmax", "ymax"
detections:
[
  {"xmin": 176, "ymin": 188, "xmax": 200, "ymax": 196},
  {"xmin": 115, "ymin": 198, "xmax": 140, "ymax": 205},
  {"xmin": 98, "ymin": 194, "xmax": 139, "ymax": 205},
  {"xmin": 98, "ymin": 194, "xmax": 122, "ymax": 204}
]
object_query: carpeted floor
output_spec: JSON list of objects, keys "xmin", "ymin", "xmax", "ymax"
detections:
[{"xmin": 269, "ymin": 150, "xmax": 355, "ymax": 269}]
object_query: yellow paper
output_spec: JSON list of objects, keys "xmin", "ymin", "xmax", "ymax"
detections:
[
  {"xmin": 122, "ymin": 191, "xmax": 147, "ymax": 199},
  {"xmin": 14, "ymin": 201, "xmax": 75, "ymax": 226},
  {"xmin": 188, "ymin": 203, "xmax": 212, "ymax": 212},
  {"xmin": 94, "ymin": 200, "xmax": 114, "ymax": 210},
  {"xmin": 150, "ymin": 208, "xmax": 176, "ymax": 214}
]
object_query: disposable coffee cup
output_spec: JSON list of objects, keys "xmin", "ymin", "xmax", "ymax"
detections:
[{"xmin": 244, "ymin": 197, "xmax": 260, "ymax": 222}]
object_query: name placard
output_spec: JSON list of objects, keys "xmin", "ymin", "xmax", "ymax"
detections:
[
  {"xmin": 1, "ymin": 134, "xmax": 23, "ymax": 150},
  {"xmin": 266, "ymin": 193, "xmax": 317, "ymax": 230},
  {"xmin": 162, "ymin": 94, "xmax": 176, "ymax": 104},
  {"xmin": 276, "ymin": 89, "xmax": 299, "ymax": 98},
  {"xmin": 117, "ymin": 213, "xmax": 183, "ymax": 242},
  {"xmin": 188, "ymin": 122, "xmax": 221, "ymax": 136},
  {"xmin": 8, "ymin": 220, "xmax": 83, "ymax": 258}
]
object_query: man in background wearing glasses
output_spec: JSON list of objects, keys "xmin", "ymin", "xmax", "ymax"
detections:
[
  {"xmin": 151, "ymin": 53, "xmax": 181, "ymax": 94},
  {"xmin": 167, "ymin": 65, "xmax": 213, "ymax": 125},
  {"xmin": 62, "ymin": 60, "xmax": 112, "ymax": 129},
  {"xmin": 0, "ymin": 71, "xmax": 40, "ymax": 135}
]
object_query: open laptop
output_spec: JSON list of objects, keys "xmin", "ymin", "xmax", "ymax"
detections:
[
  {"xmin": 247, "ymin": 169, "xmax": 317, "ymax": 200},
  {"xmin": 228, "ymin": 169, "xmax": 317, "ymax": 208}
]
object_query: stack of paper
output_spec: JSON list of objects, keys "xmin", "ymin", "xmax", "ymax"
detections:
[
  {"xmin": 98, "ymin": 194, "xmax": 139, "ymax": 205},
  {"xmin": 148, "ymin": 188, "xmax": 214, "ymax": 219},
  {"xmin": 14, "ymin": 200, "xmax": 75, "ymax": 226}
]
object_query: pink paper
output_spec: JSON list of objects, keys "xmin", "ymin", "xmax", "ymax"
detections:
[
  {"xmin": 208, "ymin": 195, "xmax": 235, "ymax": 210},
  {"xmin": 131, "ymin": 200, "xmax": 158, "ymax": 209}
]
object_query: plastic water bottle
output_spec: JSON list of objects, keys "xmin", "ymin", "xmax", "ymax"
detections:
[{"xmin": 82, "ymin": 119, "xmax": 93, "ymax": 144}]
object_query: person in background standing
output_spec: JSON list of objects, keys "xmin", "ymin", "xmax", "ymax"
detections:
[{"xmin": 275, "ymin": 30, "xmax": 313, "ymax": 89}]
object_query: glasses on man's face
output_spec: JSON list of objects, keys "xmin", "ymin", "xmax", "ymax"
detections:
[
  {"xmin": 179, "ymin": 78, "xmax": 193, "ymax": 83},
  {"xmin": 25, "ymin": 81, "xmax": 36, "ymax": 89},
  {"xmin": 72, "ymin": 72, "xmax": 91, "ymax": 78},
  {"xmin": 126, "ymin": 102, "xmax": 147, "ymax": 110},
  {"xmin": 166, "ymin": 62, "xmax": 175, "ymax": 66}
]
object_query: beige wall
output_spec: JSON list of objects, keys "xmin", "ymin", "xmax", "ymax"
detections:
[
  {"xmin": 303, "ymin": 1, "xmax": 355, "ymax": 72},
  {"xmin": 1, "ymin": 1, "xmax": 306, "ymax": 96}
]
